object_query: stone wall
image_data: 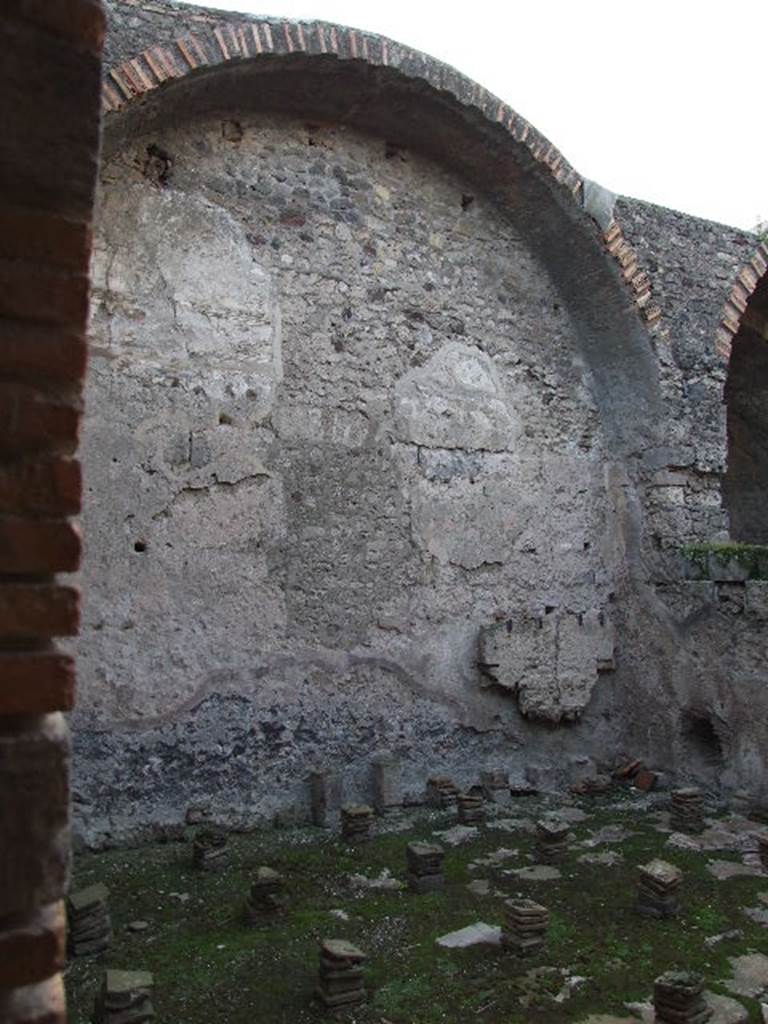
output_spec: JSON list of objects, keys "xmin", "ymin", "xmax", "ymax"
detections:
[
  {"xmin": 67, "ymin": 0, "xmax": 768, "ymax": 845},
  {"xmin": 75, "ymin": 110, "xmax": 628, "ymax": 842},
  {"xmin": 616, "ymin": 199, "xmax": 754, "ymax": 562}
]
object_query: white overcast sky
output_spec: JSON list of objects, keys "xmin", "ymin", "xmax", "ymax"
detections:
[{"xmin": 187, "ymin": 0, "xmax": 767, "ymax": 231}]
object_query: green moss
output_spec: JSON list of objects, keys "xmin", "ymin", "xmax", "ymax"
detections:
[
  {"xmin": 64, "ymin": 801, "xmax": 768, "ymax": 1024},
  {"xmin": 680, "ymin": 541, "xmax": 768, "ymax": 580}
]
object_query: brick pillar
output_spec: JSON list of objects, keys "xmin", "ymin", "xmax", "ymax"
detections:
[{"xmin": 0, "ymin": 2, "xmax": 104, "ymax": 1021}]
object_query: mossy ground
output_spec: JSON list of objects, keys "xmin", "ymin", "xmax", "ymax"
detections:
[{"xmin": 65, "ymin": 793, "xmax": 768, "ymax": 1023}]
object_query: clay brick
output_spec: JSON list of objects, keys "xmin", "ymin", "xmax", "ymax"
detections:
[
  {"xmin": 0, "ymin": 459, "xmax": 81, "ymax": 517},
  {"xmin": 0, "ymin": 21, "xmax": 102, "ymax": 221},
  {"xmin": 0, "ymin": 903, "xmax": 65, "ymax": 991},
  {"xmin": 0, "ymin": 210, "xmax": 91, "ymax": 270},
  {"xmin": 0, "ymin": 260, "xmax": 89, "ymax": 328},
  {"xmin": 0, "ymin": 520, "xmax": 81, "ymax": 575},
  {"xmin": 10, "ymin": 0, "xmax": 105, "ymax": 54},
  {"xmin": 632, "ymin": 768, "xmax": 658, "ymax": 792},
  {"xmin": 0, "ymin": 322, "xmax": 87, "ymax": 384},
  {"xmin": 0, "ymin": 972, "xmax": 66, "ymax": 1024},
  {"xmin": 0, "ymin": 584, "xmax": 79, "ymax": 640},
  {"xmin": 0, "ymin": 386, "xmax": 80, "ymax": 456},
  {"xmin": 0, "ymin": 714, "xmax": 70, "ymax": 918},
  {"xmin": 0, "ymin": 652, "xmax": 75, "ymax": 714}
]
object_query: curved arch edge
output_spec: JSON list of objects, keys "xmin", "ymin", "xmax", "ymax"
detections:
[
  {"xmin": 715, "ymin": 240, "xmax": 768, "ymax": 362},
  {"xmin": 102, "ymin": 14, "xmax": 660, "ymax": 329}
]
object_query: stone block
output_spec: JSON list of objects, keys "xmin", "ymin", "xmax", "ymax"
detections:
[
  {"xmin": 310, "ymin": 770, "xmax": 342, "ymax": 828},
  {"xmin": 478, "ymin": 607, "xmax": 615, "ymax": 723},
  {"xmin": 371, "ymin": 752, "xmax": 400, "ymax": 814}
]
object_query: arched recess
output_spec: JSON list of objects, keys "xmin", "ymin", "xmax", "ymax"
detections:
[
  {"xmin": 74, "ymin": 14, "xmax": 677, "ymax": 841},
  {"xmin": 102, "ymin": 17, "xmax": 663, "ymax": 452},
  {"xmin": 722, "ymin": 266, "xmax": 768, "ymax": 542}
]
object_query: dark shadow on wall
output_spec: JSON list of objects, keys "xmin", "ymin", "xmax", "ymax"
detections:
[
  {"xmin": 723, "ymin": 275, "xmax": 768, "ymax": 543},
  {"xmin": 680, "ymin": 709, "xmax": 725, "ymax": 784}
]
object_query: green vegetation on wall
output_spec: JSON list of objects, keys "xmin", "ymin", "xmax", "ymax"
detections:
[{"xmin": 680, "ymin": 542, "xmax": 768, "ymax": 581}]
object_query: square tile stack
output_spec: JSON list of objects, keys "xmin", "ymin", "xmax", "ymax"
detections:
[
  {"xmin": 535, "ymin": 818, "xmax": 570, "ymax": 863},
  {"xmin": 192, "ymin": 827, "xmax": 228, "ymax": 870},
  {"xmin": 316, "ymin": 939, "xmax": 366, "ymax": 1012},
  {"xmin": 637, "ymin": 858, "xmax": 683, "ymax": 918},
  {"xmin": 341, "ymin": 804, "xmax": 373, "ymax": 843},
  {"xmin": 457, "ymin": 791, "xmax": 485, "ymax": 825},
  {"xmin": 426, "ymin": 775, "xmax": 460, "ymax": 810},
  {"xmin": 93, "ymin": 969, "xmax": 155, "ymax": 1023},
  {"xmin": 67, "ymin": 883, "xmax": 112, "ymax": 957},
  {"xmin": 244, "ymin": 867, "xmax": 287, "ymax": 924},
  {"xmin": 671, "ymin": 788, "xmax": 705, "ymax": 834},
  {"xmin": 653, "ymin": 970, "xmax": 711, "ymax": 1024},
  {"xmin": 480, "ymin": 769, "xmax": 511, "ymax": 806},
  {"xmin": 757, "ymin": 833, "xmax": 768, "ymax": 871},
  {"xmin": 406, "ymin": 841, "xmax": 445, "ymax": 894},
  {"xmin": 501, "ymin": 898, "xmax": 549, "ymax": 956}
]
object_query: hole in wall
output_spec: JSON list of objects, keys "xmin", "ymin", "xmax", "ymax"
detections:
[
  {"xmin": 134, "ymin": 541, "xmax": 147, "ymax": 553},
  {"xmin": 221, "ymin": 120, "xmax": 243, "ymax": 143},
  {"xmin": 218, "ymin": 413, "xmax": 233, "ymax": 426},
  {"xmin": 461, "ymin": 193, "xmax": 475, "ymax": 211},
  {"xmin": 681, "ymin": 710, "xmax": 725, "ymax": 774},
  {"xmin": 143, "ymin": 143, "xmax": 173, "ymax": 187},
  {"xmin": 384, "ymin": 140, "xmax": 407, "ymax": 161}
]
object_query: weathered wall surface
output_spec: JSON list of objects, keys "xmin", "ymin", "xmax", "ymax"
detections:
[
  {"xmin": 604, "ymin": 200, "xmax": 768, "ymax": 803},
  {"xmin": 616, "ymin": 199, "xmax": 754, "ymax": 561},
  {"xmin": 73, "ymin": 110, "xmax": 632, "ymax": 842},
  {"xmin": 70, "ymin": 1, "xmax": 768, "ymax": 845}
]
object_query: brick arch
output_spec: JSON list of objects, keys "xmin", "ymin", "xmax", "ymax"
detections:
[
  {"xmin": 715, "ymin": 240, "xmax": 768, "ymax": 362},
  {"xmin": 103, "ymin": 17, "xmax": 660, "ymax": 335},
  {"xmin": 720, "ymin": 247, "xmax": 768, "ymax": 542}
]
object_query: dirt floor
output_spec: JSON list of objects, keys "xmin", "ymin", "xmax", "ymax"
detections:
[{"xmin": 65, "ymin": 790, "xmax": 768, "ymax": 1023}]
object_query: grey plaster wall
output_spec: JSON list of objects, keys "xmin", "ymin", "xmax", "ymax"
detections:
[
  {"xmin": 73, "ymin": 113, "xmax": 632, "ymax": 843},
  {"xmin": 73, "ymin": 3, "xmax": 768, "ymax": 846}
]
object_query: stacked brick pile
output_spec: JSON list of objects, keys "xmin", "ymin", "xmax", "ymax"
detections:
[
  {"xmin": 637, "ymin": 859, "xmax": 683, "ymax": 918},
  {"xmin": 406, "ymin": 842, "xmax": 445, "ymax": 894},
  {"xmin": 535, "ymin": 819, "xmax": 570, "ymax": 863},
  {"xmin": 501, "ymin": 899, "xmax": 549, "ymax": 956},
  {"xmin": 92, "ymin": 970, "xmax": 154, "ymax": 1024},
  {"xmin": 457, "ymin": 791, "xmax": 485, "ymax": 825},
  {"xmin": 671, "ymin": 789, "xmax": 705, "ymax": 834},
  {"xmin": 426, "ymin": 776, "xmax": 459, "ymax": 809},
  {"xmin": 341, "ymin": 804, "xmax": 373, "ymax": 843},
  {"xmin": 316, "ymin": 939, "xmax": 366, "ymax": 1012},
  {"xmin": 244, "ymin": 867, "xmax": 287, "ymax": 924},
  {"xmin": 192, "ymin": 828, "xmax": 228, "ymax": 871},
  {"xmin": 67, "ymin": 884, "xmax": 112, "ymax": 956},
  {"xmin": 653, "ymin": 971, "xmax": 711, "ymax": 1024}
]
